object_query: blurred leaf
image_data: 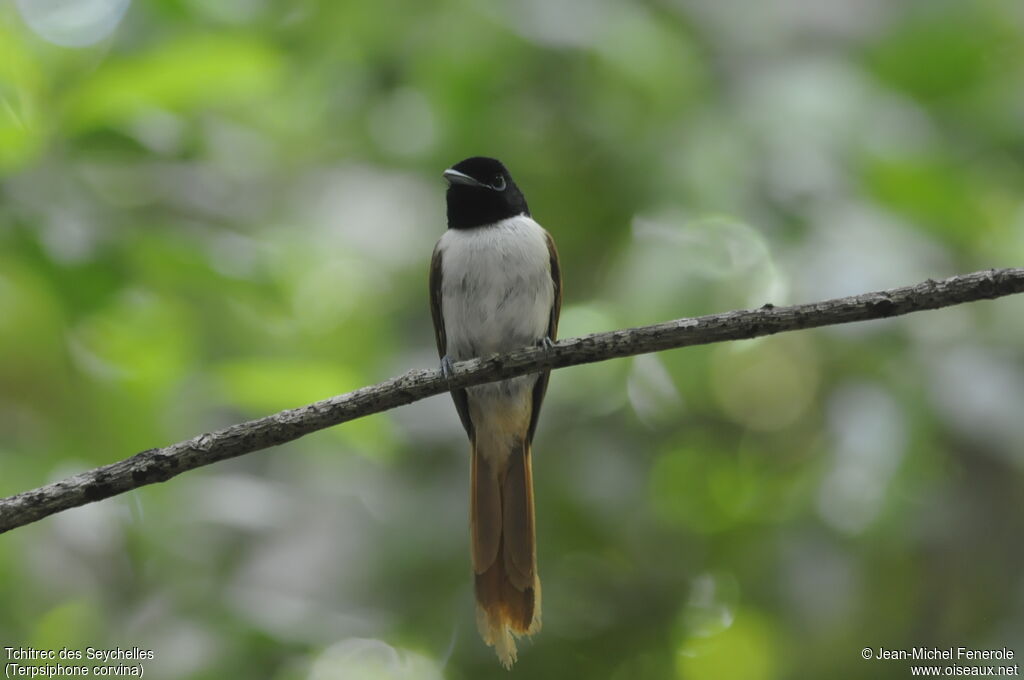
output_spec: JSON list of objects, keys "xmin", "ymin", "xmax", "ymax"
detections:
[
  {"xmin": 72, "ymin": 289, "xmax": 195, "ymax": 394},
  {"xmin": 31, "ymin": 600, "xmax": 96, "ymax": 654},
  {"xmin": 864, "ymin": 5, "xmax": 997, "ymax": 102},
  {"xmin": 216, "ymin": 357, "xmax": 358, "ymax": 414},
  {"xmin": 0, "ymin": 258, "xmax": 67, "ymax": 397},
  {"xmin": 676, "ymin": 610, "xmax": 778, "ymax": 680},
  {"xmin": 859, "ymin": 152, "xmax": 991, "ymax": 246},
  {"xmin": 0, "ymin": 17, "xmax": 45, "ymax": 172},
  {"xmin": 63, "ymin": 34, "xmax": 283, "ymax": 132}
]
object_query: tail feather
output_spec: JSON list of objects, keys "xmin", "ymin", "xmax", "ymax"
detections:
[
  {"xmin": 501, "ymin": 439, "xmax": 536, "ymax": 590},
  {"xmin": 471, "ymin": 447, "xmax": 502, "ymax": 572},
  {"xmin": 471, "ymin": 437, "xmax": 541, "ymax": 668}
]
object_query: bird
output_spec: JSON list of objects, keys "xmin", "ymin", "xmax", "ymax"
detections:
[{"xmin": 429, "ymin": 156, "xmax": 561, "ymax": 667}]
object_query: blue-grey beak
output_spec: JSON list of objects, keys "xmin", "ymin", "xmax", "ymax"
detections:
[{"xmin": 443, "ymin": 168, "xmax": 487, "ymax": 188}]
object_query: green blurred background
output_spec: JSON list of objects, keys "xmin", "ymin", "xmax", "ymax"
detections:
[{"xmin": 2, "ymin": 0, "xmax": 1023, "ymax": 678}]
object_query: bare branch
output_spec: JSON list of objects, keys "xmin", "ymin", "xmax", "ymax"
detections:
[{"xmin": 2, "ymin": 267, "xmax": 1022, "ymax": 534}]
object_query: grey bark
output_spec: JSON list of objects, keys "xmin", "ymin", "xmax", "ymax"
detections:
[{"xmin": 1, "ymin": 267, "xmax": 1022, "ymax": 534}]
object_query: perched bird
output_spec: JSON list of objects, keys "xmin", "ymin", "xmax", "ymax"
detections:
[{"xmin": 429, "ymin": 156, "xmax": 561, "ymax": 667}]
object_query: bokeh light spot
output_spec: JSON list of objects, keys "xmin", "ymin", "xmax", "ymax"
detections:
[
  {"xmin": 308, "ymin": 638, "xmax": 443, "ymax": 680},
  {"xmin": 711, "ymin": 336, "xmax": 818, "ymax": 431},
  {"xmin": 676, "ymin": 609, "xmax": 778, "ymax": 680},
  {"xmin": 16, "ymin": 0, "xmax": 130, "ymax": 48}
]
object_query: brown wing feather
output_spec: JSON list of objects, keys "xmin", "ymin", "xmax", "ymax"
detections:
[
  {"xmin": 526, "ymin": 229, "xmax": 561, "ymax": 443},
  {"xmin": 429, "ymin": 245, "xmax": 474, "ymax": 438}
]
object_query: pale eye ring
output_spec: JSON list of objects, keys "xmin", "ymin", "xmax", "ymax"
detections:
[{"xmin": 490, "ymin": 176, "xmax": 507, "ymax": 191}]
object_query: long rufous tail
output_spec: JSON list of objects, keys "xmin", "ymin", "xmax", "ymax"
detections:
[{"xmin": 471, "ymin": 433, "xmax": 541, "ymax": 668}]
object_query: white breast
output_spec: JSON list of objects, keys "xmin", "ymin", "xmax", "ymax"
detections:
[{"xmin": 436, "ymin": 215, "xmax": 555, "ymax": 362}]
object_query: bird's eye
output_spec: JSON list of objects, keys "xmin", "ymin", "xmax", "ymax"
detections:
[{"xmin": 490, "ymin": 176, "xmax": 507, "ymax": 191}]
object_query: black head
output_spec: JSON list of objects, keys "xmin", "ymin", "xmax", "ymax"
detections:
[{"xmin": 443, "ymin": 156, "xmax": 530, "ymax": 230}]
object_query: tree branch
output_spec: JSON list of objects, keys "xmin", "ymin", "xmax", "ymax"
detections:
[{"xmin": 2, "ymin": 268, "xmax": 1022, "ymax": 534}]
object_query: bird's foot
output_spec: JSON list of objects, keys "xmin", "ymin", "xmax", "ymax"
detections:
[
  {"xmin": 440, "ymin": 355, "xmax": 455, "ymax": 380},
  {"xmin": 538, "ymin": 336, "xmax": 555, "ymax": 350}
]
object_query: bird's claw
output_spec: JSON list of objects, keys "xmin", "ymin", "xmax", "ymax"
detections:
[
  {"xmin": 539, "ymin": 336, "xmax": 555, "ymax": 350},
  {"xmin": 440, "ymin": 355, "xmax": 455, "ymax": 380}
]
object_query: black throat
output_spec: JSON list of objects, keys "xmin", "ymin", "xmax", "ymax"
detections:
[{"xmin": 446, "ymin": 185, "xmax": 529, "ymax": 230}]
